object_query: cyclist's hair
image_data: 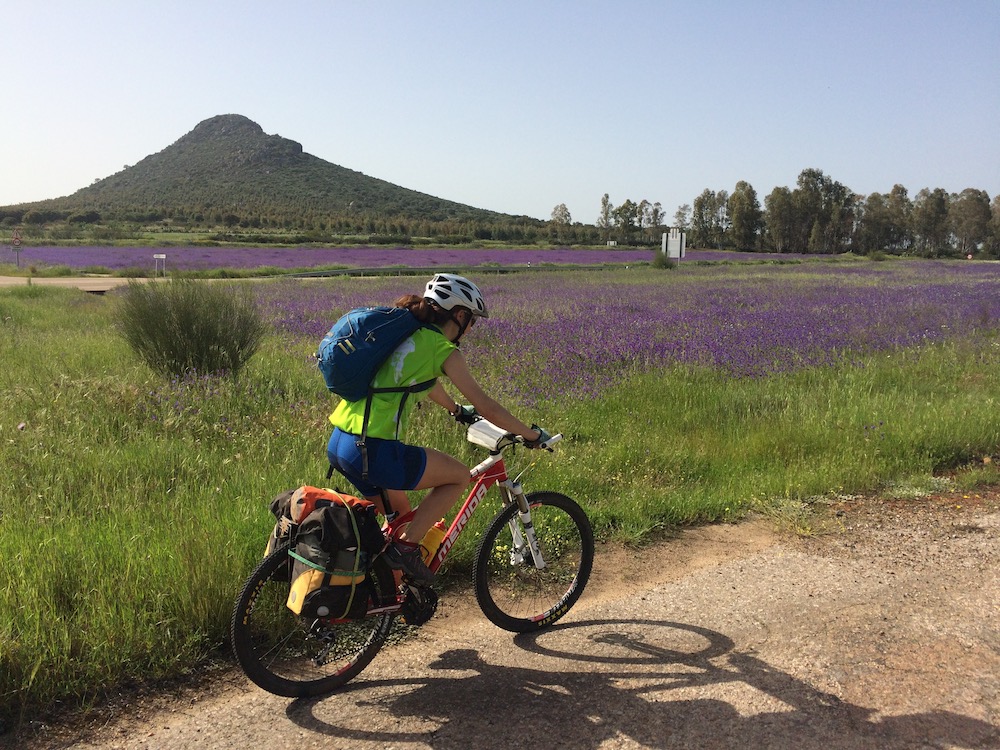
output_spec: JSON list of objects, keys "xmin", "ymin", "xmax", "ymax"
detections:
[{"xmin": 394, "ymin": 293, "xmax": 467, "ymax": 326}]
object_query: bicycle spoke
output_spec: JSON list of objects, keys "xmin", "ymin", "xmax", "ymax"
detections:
[
  {"xmin": 474, "ymin": 492, "xmax": 594, "ymax": 632},
  {"xmin": 231, "ymin": 545, "xmax": 398, "ymax": 697}
]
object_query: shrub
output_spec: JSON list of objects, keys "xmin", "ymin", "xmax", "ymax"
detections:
[
  {"xmin": 114, "ymin": 279, "xmax": 269, "ymax": 378},
  {"xmin": 651, "ymin": 252, "xmax": 677, "ymax": 269}
]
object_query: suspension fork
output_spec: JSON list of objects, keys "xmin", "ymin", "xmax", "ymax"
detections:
[{"xmin": 498, "ymin": 479, "xmax": 546, "ymax": 569}]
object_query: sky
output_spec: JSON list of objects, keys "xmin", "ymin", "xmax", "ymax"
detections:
[{"xmin": 2, "ymin": 1, "xmax": 998, "ymax": 223}]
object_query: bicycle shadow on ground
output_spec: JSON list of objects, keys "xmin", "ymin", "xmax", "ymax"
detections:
[{"xmin": 286, "ymin": 618, "xmax": 998, "ymax": 749}]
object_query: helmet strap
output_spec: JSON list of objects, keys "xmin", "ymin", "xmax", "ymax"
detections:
[{"xmin": 450, "ymin": 309, "xmax": 471, "ymax": 344}]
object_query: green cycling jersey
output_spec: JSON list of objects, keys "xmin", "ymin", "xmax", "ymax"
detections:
[{"xmin": 328, "ymin": 326, "xmax": 457, "ymax": 440}]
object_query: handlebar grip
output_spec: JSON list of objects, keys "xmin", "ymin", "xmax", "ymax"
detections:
[{"xmin": 538, "ymin": 433, "xmax": 562, "ymax": 450}]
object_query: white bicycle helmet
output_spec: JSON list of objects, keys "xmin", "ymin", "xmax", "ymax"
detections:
[{"xmin": 424, "ymin": 274, "xmax": 489, "ymax": 318}]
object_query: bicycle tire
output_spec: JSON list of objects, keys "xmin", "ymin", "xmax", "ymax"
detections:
[
  {"xmin": 230, "ymin": 542, "xmax": 397, "ymax": 697},
  {"xmin": 473, "ymin": 491, "xmax": 594, "ymax": 633}
]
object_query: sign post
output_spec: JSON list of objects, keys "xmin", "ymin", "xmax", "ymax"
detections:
[
  {"xmin": 662, "ymin": 228, "xmax": 686, "ymax": 261},
  {"xmin": 153, "ymin": 253, "xmax": 166, "ymax": 277},
  {"xmin": 11, "ymin": 229, "xmax": 22, "ymax": 268}
]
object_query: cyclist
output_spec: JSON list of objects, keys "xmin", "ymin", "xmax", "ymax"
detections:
[{"xmin": 326, "ymin": 273, "xmax": 549, "ymax": 584}]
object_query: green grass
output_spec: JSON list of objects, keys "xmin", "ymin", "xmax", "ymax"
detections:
[
  {"xmin": 553, "ymin": 349, "xmax": 999, "ymax": 537},
  {"xmin": 1, "ymin": 283, "xmax": 999, "ymax": 728}
]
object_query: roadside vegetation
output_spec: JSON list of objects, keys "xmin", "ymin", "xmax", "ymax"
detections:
[
  {"xmin": 114, "ymin": 279, "xmax": 267, "ymax": 378},
  {"xmin": 2, "ymin": 261, "xmax": 999, "ymax": 729}
]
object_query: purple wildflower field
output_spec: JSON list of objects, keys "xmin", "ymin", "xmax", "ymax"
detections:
[
  {"xmin": 2, "ymin": 245, "xmax": 819, "ymax": 272},
  {"xmin": 5, "ymin": 245, "xmax": 657, "ymax": 271},
  {"xmin": 253, "ymin": 259, "xmax": 1000, "ymax": 405}
]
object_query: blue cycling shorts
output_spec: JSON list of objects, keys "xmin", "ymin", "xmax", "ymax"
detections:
[{"xmin": 326, "ymin": 427, "xmax": 428, "ymax": 498}]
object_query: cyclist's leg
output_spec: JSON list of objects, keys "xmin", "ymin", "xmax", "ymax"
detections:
[{"xmin": 397, "ymin": 448, "xmax": 469, "ymax": 543}]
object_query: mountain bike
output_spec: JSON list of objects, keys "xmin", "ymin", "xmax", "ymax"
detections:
[{"xmin": 230, "ymin": 418, "xmax": 594, "ymax": 698}]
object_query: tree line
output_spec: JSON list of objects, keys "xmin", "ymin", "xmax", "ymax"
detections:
[
  {"xmin": 0, "ymin": 202, "xmax": 627, "ymax": 247},
  {"xmin": 585, "ymin": 168, "xmax": 999, "ymax": 257},
  {"xmin": 0, "ymin": 205, "xmax": 568, "ymax": 247},
  {"xmin": 549, "ymin": 197, "xmax": 666, "ymax": 245}
]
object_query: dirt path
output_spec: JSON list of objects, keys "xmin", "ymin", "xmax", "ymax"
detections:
[
  {"xmin": 10, "ymin": 492, "xmax": 1000, "ymax": 750},
  {"xmin": 0, "ymin": 275, "xmax": 137, "ymax": 292}
]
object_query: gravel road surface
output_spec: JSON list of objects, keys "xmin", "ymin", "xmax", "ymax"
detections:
[{"xmin": 9, "ymin": 491, "xmax": 999, "ymax": 750}]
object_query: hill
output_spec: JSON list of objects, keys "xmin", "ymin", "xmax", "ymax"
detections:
[{"xmin": 1, "ymin": 115, "xmax": 542, "ymax": 236}]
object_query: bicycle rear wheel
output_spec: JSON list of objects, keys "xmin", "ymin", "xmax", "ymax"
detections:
[
  {"xmin": 473, "ymin": 491, "xmax": 594, "ymax": 633},
  {"xmin": 230, "ymin": 543, "xmax": 397, "ymax": 697}
]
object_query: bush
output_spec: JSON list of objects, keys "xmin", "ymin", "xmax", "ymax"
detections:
[
  {"xmin": 114, "ymin": 279, "xmax": 269, "ymax": 378},
  {"xmin": 651, "ymin": 252, "xmax": 677, "ymax": 269}
]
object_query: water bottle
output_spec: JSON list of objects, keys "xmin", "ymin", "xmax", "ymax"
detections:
[{"xmin": 420, "ymin": 519, "xmax": 448, "ymax": 565}]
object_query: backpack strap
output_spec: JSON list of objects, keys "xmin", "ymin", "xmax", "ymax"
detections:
[{"xmin": 356, "ymin": 378, "xmax": 436, "ymax": 480}]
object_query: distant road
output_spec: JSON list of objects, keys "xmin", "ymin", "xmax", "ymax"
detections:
[
  {"xmin": 0, "ymin": 264, "xmax": 626, "ymax": 294},
  {"xmin": 0, "ymin": 275, "xmax": 136, "ymax": 293}
]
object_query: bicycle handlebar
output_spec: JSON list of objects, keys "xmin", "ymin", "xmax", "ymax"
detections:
[
  {"xmin": 465, "ymin": 418, "xmax": 562, "ymax": 452},
  {"xmin": 530, "ymin": 432, "xmax": 563, "ymax": 450}
]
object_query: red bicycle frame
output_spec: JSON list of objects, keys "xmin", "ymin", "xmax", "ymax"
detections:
[{"xmin": 384, "ymin": 449, "xmax": 514, "ymax": 575}]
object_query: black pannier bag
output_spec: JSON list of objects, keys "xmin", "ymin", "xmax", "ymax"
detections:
[{"xmin": 284, "ymin": 486, "xmax": 385, "ymax": 620}]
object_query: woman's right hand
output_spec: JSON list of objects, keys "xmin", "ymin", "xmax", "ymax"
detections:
[
  {"xmin": 452, "ymin": 404, "xmax": 478, "ymax": 424},
  {"xmin": 524, "ymin": 425, "xmax": 552, "ymax": 448}
]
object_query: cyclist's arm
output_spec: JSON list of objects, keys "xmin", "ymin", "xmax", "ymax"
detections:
[
  {"xmin": 426, "ymin": 381, "xmax": 460, "ymax": 415},
  {"xmin": 441, "ymin": 349, "xmax": 541, "ymax": 441}
]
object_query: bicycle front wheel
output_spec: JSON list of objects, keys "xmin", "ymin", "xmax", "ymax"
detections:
[
  {"xmin": 473, "ymin": 491, "xmax": 594, "ymax": 633},
  {"xmin": 230, "ymin": 543, "xmax": 397, "ymax": 698}
]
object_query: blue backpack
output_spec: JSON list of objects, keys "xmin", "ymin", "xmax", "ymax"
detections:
[{"xmin": 317, "ymin": 306, "xmax": 436, "ymax": 479}]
